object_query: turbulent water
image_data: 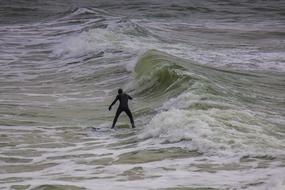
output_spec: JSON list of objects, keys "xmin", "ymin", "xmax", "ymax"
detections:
[{"xmin": 1, "ymin": 0, "xmax": 285, "ymax": 189}]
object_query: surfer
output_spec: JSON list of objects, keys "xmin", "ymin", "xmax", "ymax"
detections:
[{"xmin": 109, "ymin": 89, "xmax": 135, "ymax": 129}]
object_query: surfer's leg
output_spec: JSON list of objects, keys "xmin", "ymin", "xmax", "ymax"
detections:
[
  {"xmin": 112, "ymin": 108, "xmax": 122, "ymax": 128},
  {"xmin": 125, "ymin": 108, "xmax": 135, "ymax": 128}
]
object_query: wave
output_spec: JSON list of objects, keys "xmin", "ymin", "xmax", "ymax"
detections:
[
  {"xmin": 133, "ymin": 49, "xmax": 193, "ymax": 97},
  {"xmin": 132, "ymin": 50, "xmax": 285, "ymax": 158},
  {"xmin": 132, "ymin": 49, "xmax": 232, "ymax": 100},
  {"xmin": 0, "ymin": 1, "xmax": 73, "ymax": 25}
]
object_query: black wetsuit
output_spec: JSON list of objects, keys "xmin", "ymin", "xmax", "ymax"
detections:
[{"xmin": 109, "ymin": 93, "xmax": 135, "ymax": 128}]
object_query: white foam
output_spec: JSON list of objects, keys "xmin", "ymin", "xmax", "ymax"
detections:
[
  {"xmin": 139, "ymin": 106, "xmax": 285, "ymax": 158},
  {"xmin": 264, "ymin": 168, "xmax": 285, "ymax": 190},
  {"xmin": 140, "ymin": 109, "xmax": 221, "ymax": 153},
  {"xmin": 52, "ymin": 28, "xmax": 115, "ymax": 58}
]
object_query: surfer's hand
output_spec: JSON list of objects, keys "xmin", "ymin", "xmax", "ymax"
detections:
[{"xmin": 108, "ymin": 106, "xmax": 112, "ymax": 111}]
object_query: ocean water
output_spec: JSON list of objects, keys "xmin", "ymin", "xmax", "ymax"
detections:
[{"xmin": 0, "ymin": 0, "xmax": 285, "ymax": 189}]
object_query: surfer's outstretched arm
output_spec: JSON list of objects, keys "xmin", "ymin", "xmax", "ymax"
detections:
[
  {"xmin": 109, "ymin": 95, "xmax": 118, "ymax": 110},
  {"xmin": 128, "ymin": 95, "xmax": 133, "ymax": 100}
]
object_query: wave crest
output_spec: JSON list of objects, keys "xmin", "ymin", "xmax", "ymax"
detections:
[{"xmin": 133, "ymin": 50, "xmax": 194, "ymax": 97}]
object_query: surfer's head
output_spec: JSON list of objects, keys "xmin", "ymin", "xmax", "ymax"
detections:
[{"xmin": 118, "ymin": 88, "xmax": 123, "ymax": 94}]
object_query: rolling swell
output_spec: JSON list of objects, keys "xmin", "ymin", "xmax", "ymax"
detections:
[
  {"xmin": 133, "ymin": 49, "xmax": 245, "ymax": 104},
  {"xmin": 133, "ymin": 50, "xmax": 285, "ymax": 112},
  {"xmin": 132, "ymin": 50, "xmax": 285, "ymax": 159},
  {"xmin": 133, "ymin": 50, "xmax": 193, "ymax": 97},
  {"xmin": 0, "ymin": 0, "xmax": 73, "ymax": 24}
]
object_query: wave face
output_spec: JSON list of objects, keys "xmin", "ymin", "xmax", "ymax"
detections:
[
  {"xmin": 137, "ymin": 50, "xmax": 285, "ymax": 156},
  {"xmin": 0, "ymin": 1, "xmax": 285, "ymax": 190}
]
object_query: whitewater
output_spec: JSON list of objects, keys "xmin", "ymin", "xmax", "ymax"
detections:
[{"xmin": 0, "ymin": 0, "xmax": 285, "ymax": 189}]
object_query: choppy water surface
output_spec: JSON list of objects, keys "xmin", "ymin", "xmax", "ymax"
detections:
[{"xmin": 0, "ymin": 0, "xmax": 285, "ymax": 189}]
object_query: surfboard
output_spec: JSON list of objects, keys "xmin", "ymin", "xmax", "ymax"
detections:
[
  {"xmin": 116, "ymin": 123, "xmax": 132, "ymax": 129},
  {"xmin": 87, "ymin": 123, "xmax": 134, "ymax": 132},
  {"xmin": 89, "ymin": 123, "xmax": 132, "ymax": 132}
]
